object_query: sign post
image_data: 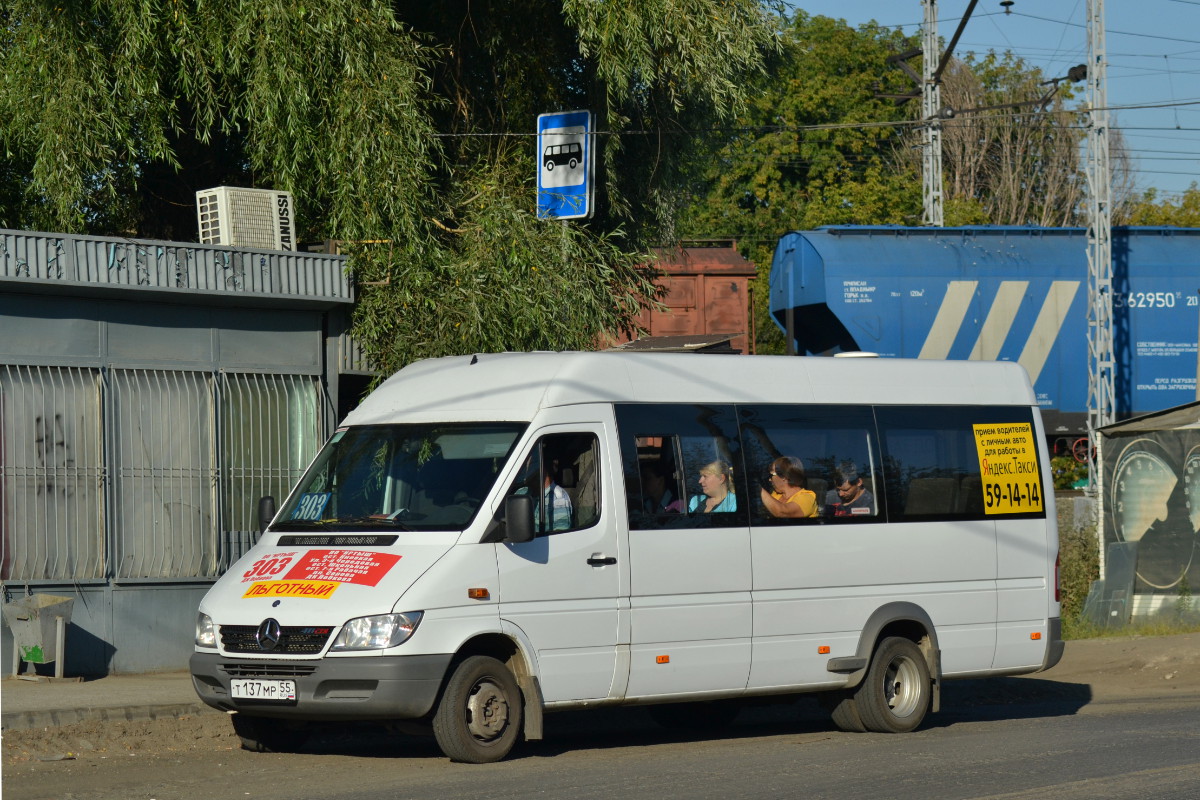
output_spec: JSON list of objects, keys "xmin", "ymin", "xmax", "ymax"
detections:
[{"xmin": 537, "ymin": 110, "xmax": 594, "ymax": 220}]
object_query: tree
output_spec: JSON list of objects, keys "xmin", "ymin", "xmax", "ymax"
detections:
[
  {"xmin": 1124, "ymin": 184, "xmax": 1200, "ymax": 227},
  {"xmin": 903, "ymin": 51, "xmax": 1138, "ymax": 228},
  {"xmin": 928, "ymin": 53, "xmax": 1086, "ymax": 227},
  {"xmin": 1, "ymin": 0, "xmax": 780, "ymax": 372},
  {"xmin": 676, "ymin": 13, "xmax": 924, "ymax": 353}
]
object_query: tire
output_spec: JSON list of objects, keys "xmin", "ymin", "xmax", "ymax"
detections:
[
  {"xmin": 647, "ymin": 700, "xmax": 741, "ymax": 731},
  {"xmin": 854, "ymin": 637, "xmax": 931, "ymax": 733},
  {"xmin": 568, "ymin": 158, "xmax": 578, "ymax": 169},
  {"xmin": 545, "ymin": 160, "xmax": 555, "ymax": 171},
  {"xmin": 826, "ymin": 692, "xmax": 867, "ymax": 733},
  {"xmin": 432, "ymin": 655, "xmax": 523, "ymax": 763},
  {"xmin": 231, "ymin": 714, "xmax": 310, "ymax": 753}
]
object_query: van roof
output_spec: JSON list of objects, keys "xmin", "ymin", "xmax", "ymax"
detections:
[{"xmin": 343, "ymin": 352, "xmax": 1036, "ymax": 425}]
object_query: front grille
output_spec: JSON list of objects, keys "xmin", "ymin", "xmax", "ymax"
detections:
[
  {"xmin": 220, "ymin": 663, "xmax": 319, "ymax": 678},
  {"xmin": 220, "ymin": 625, "xmax": 334, "ymax": 655}
]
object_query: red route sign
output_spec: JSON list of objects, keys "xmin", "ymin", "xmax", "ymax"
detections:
[{"xmin": 283, "ymin": 549, "xmax": 401, "ymax": 587}]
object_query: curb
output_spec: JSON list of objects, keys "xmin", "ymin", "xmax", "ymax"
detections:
[{"xmin": 2, "ymin": 702, "xmax": 221, "ymax": 733}]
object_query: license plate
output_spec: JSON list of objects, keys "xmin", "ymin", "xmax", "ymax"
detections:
[{"xmin": 231, "ymin": 678, "xmax": 297, "ymax": 702}]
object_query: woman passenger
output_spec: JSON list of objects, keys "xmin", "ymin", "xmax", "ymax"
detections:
[
  {"xmin": 760, "ymin": 456, "xmax": 818, "ymax": 518},
  {"xmin": 688, "ymin": 460, "xmax": 737, "ymax": 513}
]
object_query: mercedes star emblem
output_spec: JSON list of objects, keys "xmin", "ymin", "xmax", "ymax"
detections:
[{"xmin": 256, "ymin": 617, "xmax": 282, "ymax": 652}]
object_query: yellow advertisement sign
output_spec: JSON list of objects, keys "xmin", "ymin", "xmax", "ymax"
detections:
[
  {"xmin": 242, "ymin": 580, "xmax": 339, "ymax": 600},
  {"xmin": 972, "ymin": 423, "xmax": 1044, "ymax": 515}
]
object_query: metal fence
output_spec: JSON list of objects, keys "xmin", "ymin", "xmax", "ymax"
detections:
[{"xmin": 1, "ymin": 366, "xmax": 322, "ymax": 583}]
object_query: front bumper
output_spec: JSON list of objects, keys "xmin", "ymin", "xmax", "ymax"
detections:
[{"xmin": 189, "ymin": 651, "xmax": 453, "ymax": 721}]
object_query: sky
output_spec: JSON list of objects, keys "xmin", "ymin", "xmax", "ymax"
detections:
[{"xmin": 793, "ymin": 0, "xmax": 1200, "ymax": 199}]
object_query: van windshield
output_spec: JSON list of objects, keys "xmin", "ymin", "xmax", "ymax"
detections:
[{"xmin": 273, "ymin": 423, "xmax": 526, "ymax": 532}]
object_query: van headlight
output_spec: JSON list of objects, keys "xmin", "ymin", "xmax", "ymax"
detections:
[
  {"xmin": 330, "ymin": 612, "xmax": 423, "ymax": 651},
  {"xmin": 195, "ymin": 613, "xmax": 217, "ymax": 648}
]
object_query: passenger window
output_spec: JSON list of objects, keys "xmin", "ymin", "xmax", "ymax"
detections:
[
  {"xmin": 506, "ymin": 433, "xmax": 600, "ymax": 535},
  {"xmin": 616, "ymin": 404, "xmax": 747, "ymax": 529},
  {"xmin": 739, "ymin": 405, "xmax": 881, "ymax": 524},
  {"xmin": 875, "ymin": 405, "xmax": 1044, "ymax": 521}
]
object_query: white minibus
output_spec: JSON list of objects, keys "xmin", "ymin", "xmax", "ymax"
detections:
[{"xmin": 190, "ymin": 352, "xmax": 1064, "ymax": 762}]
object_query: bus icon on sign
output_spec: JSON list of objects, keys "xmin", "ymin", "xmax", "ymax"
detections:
[{"xmin": 543, "ymin": 143, "xmax": 582, "ymax": 171}]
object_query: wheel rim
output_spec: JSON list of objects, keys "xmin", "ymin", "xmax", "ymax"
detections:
[
  {"xmin": 465, "ymin": 678, "xmax": 511, "ymax": 743},
  {"xmin": 882, "ymin": 655, "xmax": 923, "ymax": 718}
]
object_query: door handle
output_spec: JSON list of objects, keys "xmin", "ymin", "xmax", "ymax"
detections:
[{"xmin": 587, "ymin": 555, "xmax": 617, "ymax": 566}]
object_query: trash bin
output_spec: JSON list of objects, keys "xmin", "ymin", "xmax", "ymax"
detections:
[{"xmin": 3, "ymin": 593, "xmax": 74, "ymax": 665}]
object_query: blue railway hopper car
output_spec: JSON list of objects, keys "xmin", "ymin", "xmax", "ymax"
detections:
[{"xmin": 769, "ymin": 226, "xmax": 1200, "ymax": 435}]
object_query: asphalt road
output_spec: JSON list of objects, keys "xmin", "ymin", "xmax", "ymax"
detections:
[
  {"xmin": 6, "ymin": 688, "xmax": 1199, "ymax": 800},
  {"xmin": 6, "ymin": 634, "xmax": 1199, "ymax": 799}
]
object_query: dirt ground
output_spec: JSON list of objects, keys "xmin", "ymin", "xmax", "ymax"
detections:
[{"xmin": 3, "ymin": 632, "xmax": 1198, "ymax": 767}]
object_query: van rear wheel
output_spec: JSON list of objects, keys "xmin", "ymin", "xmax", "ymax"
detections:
[
  {"xmin": 855, "ymin": 637, "xmax": 931, "ymax": 733},
  {"xmin": 827, "ymin": 692, "xmax": 867, "ymax": 732},
  {"xmin": 432, "ymin": 655, "xmax": 523, "ymax": 763}
]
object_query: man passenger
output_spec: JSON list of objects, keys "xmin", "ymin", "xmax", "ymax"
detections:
[{"xmin": 825, "ymin": 465, "xmax": 874, "ymax": 517}]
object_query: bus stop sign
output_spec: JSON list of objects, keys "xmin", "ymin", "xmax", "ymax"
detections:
[{"xmin": 537, "ymin": 110, "xmax": 594, "ymax": 220}]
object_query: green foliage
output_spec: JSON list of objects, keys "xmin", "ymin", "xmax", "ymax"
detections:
[
  {"xmin": 1, "ymin": 0, "xmax": 439, "ymax": 239},
  {"xmin": 1064, "ymin": 614, "xmax": 1200, "ymax": 640},
  {"xmin": 1126, "ymin": 184, "xmax": 1200, "ymax": 227},
  {"xmin": 1050, "ymin": 455, "xmax": 1089, "ymax": 490},
  {"xmin": 349, "ymin": 152, "xmax": 663, "ymax": 376},
  {"xmin": 679, "ymin": 13, "xmax": 921, "ymax": 241},
  {"xmin": 1058, "ymin": 523, "xmax": 1100, "ymax": 628},
  {"xmin": 1174, "ymin": 575, "xmax": 1194, "ymax": 619}
]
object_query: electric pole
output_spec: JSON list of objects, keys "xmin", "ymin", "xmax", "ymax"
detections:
[
  {"xmin": 922, "ymin": 0, "xmax": 945, "ymax": 227},
  {"xmin": 1085, "ymin": 0, "xmax": 1115, "ymax": 468}
]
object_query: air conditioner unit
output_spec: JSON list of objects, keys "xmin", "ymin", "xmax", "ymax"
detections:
[{"xmin": 196, "ymin": 186, "xmax": 296, "ymax": 251}]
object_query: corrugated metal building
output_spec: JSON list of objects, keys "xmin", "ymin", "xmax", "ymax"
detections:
[{"xmin": 0, "ymin": 229, "xmax": 359, "ymax": 674}]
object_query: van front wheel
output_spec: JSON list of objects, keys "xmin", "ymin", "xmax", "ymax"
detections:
[
  {"xmin": 432, "ymin": 655, "xmax": 524, "ymax": 763},
  {"xmin": 856, "ymin": 637, "xmax": 931, "ymax": 733}
]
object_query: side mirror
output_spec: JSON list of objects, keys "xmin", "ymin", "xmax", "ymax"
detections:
[
  {"xmin": 504, "ymin": 494, "xmax": 535, "ymax": 544},
  {"xmin": 257, "ymin": 496, "xmax": 277, "ymax": 533}
]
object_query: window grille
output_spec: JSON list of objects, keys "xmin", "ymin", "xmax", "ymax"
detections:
[
  {"xmin": 220, "ymin": 372, "xmax": 321, "ymax": 566},
  {"xmin": 110, "ymin": 370, "xmax": 217, "ymax": 579},
  {"xmin": 0, "ymin": 366, "xmax": 106, "ymax": 580}
]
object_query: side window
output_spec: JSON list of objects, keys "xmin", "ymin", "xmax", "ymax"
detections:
[
  {"xmin": 506, "ymin": 433, "xmax": 600, "ymax": 535},
  {"xmin": 739, "ymin": 405, "xmax": 881, "ymax": 525},
  {"xmin": 876, "ymin": 405, "xmax": 1045, "ymax": 521},
  {"xmin": 616, "ymin": 404, "xmax": 747, "ymax": 529}
]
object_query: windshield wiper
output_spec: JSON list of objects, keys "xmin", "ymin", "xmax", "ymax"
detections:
[
  {"xmin": 335, "ymin": 516, "xmax": 416, "ymax": 531},
  {"xmin": 270, "ymin": 519, "xmax": 333, "ymax": 532}
]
